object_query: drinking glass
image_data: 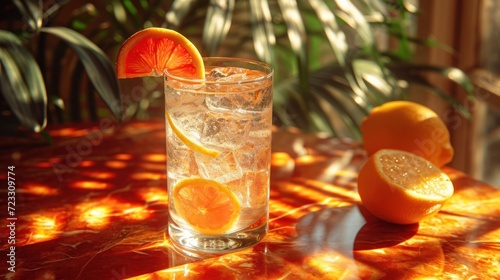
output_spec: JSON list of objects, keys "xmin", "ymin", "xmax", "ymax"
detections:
[{"xmin": 164, "ymin": 57, "xmax": 273, "ymax": 256}]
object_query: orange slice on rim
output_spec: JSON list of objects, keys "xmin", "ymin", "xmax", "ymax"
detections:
[
  {"xmin": 116, "ymin": 27, "xmax": 204, "ymax": 79},
  {"xmin": 116, "ymin": 28, "xmax": 220, "ymax": 157},
  {"xmin": 173, "ymin": 178, "xmax": 241, "ymax": 235}
]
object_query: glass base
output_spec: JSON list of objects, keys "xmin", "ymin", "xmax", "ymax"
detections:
[{"xmin": 168, "ymin": 217, "xmax": 267, "ymax": 258}]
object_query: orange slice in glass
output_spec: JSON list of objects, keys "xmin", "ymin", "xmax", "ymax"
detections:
[
  {"xmin": 165, "ymin": 112, "xmax": 221, "ymax": 158},
  {"xmin": 173, "ymin": 178, "xmax": 241, "ymax": 235}
]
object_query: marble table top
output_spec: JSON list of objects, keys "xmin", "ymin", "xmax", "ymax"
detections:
[{"xmin": 0, "ymin": 119, "xmax": 498, "ymax": 279}]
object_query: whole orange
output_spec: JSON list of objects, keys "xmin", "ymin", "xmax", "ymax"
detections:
[
  {"xmin": 360, "ymin": 101, "xmax": 454, "ymax": 167},
  {"xmin": 357, "ymin": 149, "xmax": 454, "ymax": 224}
]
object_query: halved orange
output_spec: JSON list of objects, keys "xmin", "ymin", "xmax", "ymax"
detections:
[
  {"xmin": 357, "ymin": 149, "xmax": 454, "ymax": 224},
  {"xmin": 115, "ymin": 27, "xmax": 204, "ymax": 79},
  {"xmin": 173, "ymin": 178, "xmax": 241, "ymax": 235}
]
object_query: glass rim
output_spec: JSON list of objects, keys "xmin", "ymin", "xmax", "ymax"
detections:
[{"xmin": 164, "ymin": 57, "xmax": 274, "ymax": 85}]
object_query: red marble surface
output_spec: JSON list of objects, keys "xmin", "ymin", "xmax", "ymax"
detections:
[{"xmin": 0, "ymin": 119, "xmax": 499, "ymax": 279}]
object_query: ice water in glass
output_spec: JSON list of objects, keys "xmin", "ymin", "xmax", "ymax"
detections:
[{"xmin": 165, "ymin": 58, "xmax": 273, "ymax": 256}]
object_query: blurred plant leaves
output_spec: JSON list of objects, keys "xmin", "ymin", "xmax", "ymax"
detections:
[
  {"xmin": 333, "ymin": 0, "xmax": 374, "ymax": 48},
  {"xmin": 249, "ymin": 0, "xmax": 275, "ymax": 65},
  {"xmin": 388, "ymin": 63, "xmax": 474, "ymax": 118},
  {"xmin": 277, "ymin": 0, "xmax": 308, "ymax": 83},
  {"xmin": 203, "ymin": 0, "xmax": 235, "ymax": 55},
  {"xmin": 41, "ymin": 27, "xmax": 122, "ymax": 121},
  {"xmin": 0, "ymin": 0, "xmax": 475, "ymax": 140},
  {"xmin": 0, "ymin": 30, "xmax": 47, "ymax": 132},
  {"xmin": 13, "ymin": 0, "xmax": 42, "ymax": 34},
  {"xmin": 165, "ymin": 0, "xmax": 198, "ymax": 28},
  {"xmin": 309, "ymin": 0, "xmax": 370, "ymax": 112}
]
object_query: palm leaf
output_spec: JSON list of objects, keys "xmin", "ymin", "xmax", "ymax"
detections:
[
  {"xmin": 277, "ymin": 0, "xmax": 308, "ymax": 75},
  {"xmin": 352, "ymin": 59, "xmax": 401, "ymax": 104},
  {"xmin": 308, "ymin": 0, "xmax": 381, "ymax": 115},
  {"xmin": 389, "ymin": 63, "xmax": 473, "ymax": 118},
  {"xmin": 41, "ymin": 27, "xmax": 122, "ymax": 121},
  {"xmin": 333, "ymin": 0, "xmax": 374, "ymax": 47},
  {"xmin": 308, "ymin": 94, "xmax": 337, "ymax": 133},
  {"xmin": 249, "ymin": 0, "xmax": 276, "ymax": 65},
  {"xmin": 310, "ymin": 64, "xmax": 369, "ymax": 138},
  {"xmin": 0, "ymin": 30, "xmax": 47, "ymax": 132},
  {"xmin": 202, "ymin": 0, "xmax": 235, "ymax": 55},
  {"xmin": 389, "ymin": 64, "xmax": 474, "ymax": 91},
  {"xmin": 357, "ymin": 0, "xmax": 387, "ymax": 21},
  {"xmin": 164, "ymin": 0, "xmax": 198, "ymax": 28},
  {"xmin": 13, "ymin": 0, "xmax": 42, "ymax": 34},
  {"xmin": 273, "ymin": 78, "xmax": 311, "ymax": 129}
]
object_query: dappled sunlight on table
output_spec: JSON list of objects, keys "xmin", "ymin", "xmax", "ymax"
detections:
[{"xmin": 0, "ymin": 120, "xmax": 499, "ymax": 279}]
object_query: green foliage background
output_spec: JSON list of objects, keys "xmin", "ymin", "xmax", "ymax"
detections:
[{"xmin": 0, "ymin": 0, "xmax": 473, "ymax": 140}]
